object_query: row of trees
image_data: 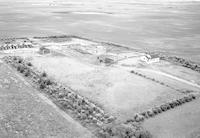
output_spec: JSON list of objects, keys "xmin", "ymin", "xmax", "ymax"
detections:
[
  {"xmin": 126, "ymin": 94, "xmax": 196, "ymax": 124},
  {"xmin": 161, "ymin": 56, "xmax": 200, "ymax": 73},
  {"xmin": 0, "ymin": 44, "xmax": 33, "ymax": 51}
]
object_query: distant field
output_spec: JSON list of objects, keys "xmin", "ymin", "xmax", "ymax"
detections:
[{"xmin": 0, "ymin": 0, "xmax": 200, "ymax": 63}]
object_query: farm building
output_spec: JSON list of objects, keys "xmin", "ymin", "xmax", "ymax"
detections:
[
  {"xmin": 39, "ymin": 46, "xmax": 51, "ymax": 54},
  {"xmin": 97, "ymin": 54, "xmax": 116, "ymax": 64},
  {"xmin": 140, "ymin": 54, "xmax": 160, "ymax": 64}
]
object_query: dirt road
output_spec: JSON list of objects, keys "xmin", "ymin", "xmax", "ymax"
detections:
[{"xmin": 136, "ymin": 68, "xmax": 200, "ymax": 89}]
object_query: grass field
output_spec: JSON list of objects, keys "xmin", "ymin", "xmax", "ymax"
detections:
[
  {"xmin": 30, "ymin": 52, "xmax": 185, "ymax": 123},
  {"xmin": 1, "ymin": 36, "xmax": 200, "ymax": 137},
  {"xmin": 143, "ymin": 98, "xmax": 200, "ymax": 138},
  {"xmin": 0, "ymin": 61, "xmax": 94, "ymax": 138}
]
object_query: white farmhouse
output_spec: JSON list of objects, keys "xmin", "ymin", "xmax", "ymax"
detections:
[{"xmin": 140, "ymin": 54, "xmax": 160, "ymax": 64}]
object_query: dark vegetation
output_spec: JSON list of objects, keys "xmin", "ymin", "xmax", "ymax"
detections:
[
  {"xmin": 0, "ymin": 43, "xmax": 33, "ymax": 51},
  {"xmin": 160, "ymin": 55, "xmax": 200, "ymax": 73},
  {"xmin": 125, "ymin": 94, "xmax": 196, "ymax": 123}
]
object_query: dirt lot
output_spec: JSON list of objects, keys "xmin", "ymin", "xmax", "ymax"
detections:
[
  {"xmin": 0, "ymin": 61, "xmax": 94, "ymax": 138},
  {"xmin": 143, "ymin": 98, "xmax": 200, "ymax": 138}
]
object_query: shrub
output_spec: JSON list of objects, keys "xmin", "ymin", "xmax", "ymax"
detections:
[
  {"xmin": 114, "ymin": 124, "xmax": 135, "ymax": 138},
  {"xmin": 164, "ymin": 103, "xmax": 171, "ymax": 110},
  {"xmin": 17, "ymin": 65, "xmax": 21, "ymax": 71},
  {"xmin": 135, "ymin": 129, "xmax": 152, "ymax": 138},
  {"xmin": 44, "ymin": 78, "xmax": 53, "ymax": 85},
  {"xmin": 135, "ymin": 113, "xmax": 145, "ymax": 122},
  {"xmin": 24, "ymin": 69, "xmax": 30, "ymax": 77},
  {"xmin": 13, "ymin": 57, "xmax": 17, "ymax": 60},
  {"xmin": 176, "ymin": 99, "xmax": 182, "ymax": 105},
  {"xmin": 140, "ymin": 112, "xmax": 149, "ymax": 119},
  {"xmin": 154, "ymin": 107, "xmax": 162, "ymax": 113},
  {"xmin": 147, "ymin": 109, "xmax": 154, "ymax": 117},
  {"xmin": 18, "ymin": 58, "xmax": 23, "ymax": 63},
  {"xmin": 40, "ymin": 82, "xmax": 46, "ymax": 89},
  {"xmin": 131, "ymin": 70, "xmax": 135, "ymax": 73},
  {"xmin": 19, "ymin": 66, "xmax": 25, "ymax": 73},
  {"xmin": 160, "ymin": 105, "xmax": 168, "ymax": 112},
  {"xmin": 58, "ymin": 92, "xmax": 65, "ymax": 98},
  {"xmin": 180, "ymin": 98, "xmax": 186, "ymax": 104},
  {"xmin": 169, "ymin": 102, "xmax": 176, "ymax": 108},
  {"xmin": 152, "ymin": 108, "xmax": 159, "ymax": 115},
  {"xmin": 27, "ymin": 62, "xmax": 32, "ymax": 66},
  {"xmin": 189, "ymin": 94, "xmax": 196, "ymax": 99},
  {"xmin": 41, "ymin": 72, "xmax": 47, "ymax": 77}
]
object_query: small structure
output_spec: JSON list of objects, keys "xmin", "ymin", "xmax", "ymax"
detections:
[
  {"xmin": 140, "ymin": 54, "xmax": 159, "ymax": 64},
  {"xmin": 97, "ymin": 54, "xmax": 116, "ymax": 64},
  {"xmin": 39, "ymin": 46, "xmax": 50, "ymax": 54}
]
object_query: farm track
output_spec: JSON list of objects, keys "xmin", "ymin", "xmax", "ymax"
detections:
[{"xmin": 136, "ymin": 68, "xmax": 200, "ymax": 89}]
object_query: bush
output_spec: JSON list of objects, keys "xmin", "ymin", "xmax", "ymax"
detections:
[
  {"xmin": 176, "ymin": 99, "xmax": 182, "ymax": 105},
  {"xmin": 114, "ymin": 124, "xmax": 135, "ymax": 138},
  {"xmin": 24, "ymin": 69, "xmax": 30, "ymax": 77},
  {"xmin": 140, "ymin": 112, "xmax": 149, "ymax": 119},
  {"xmin": 17, "ymin": 65, "xmax": 21, "ymax": 71},
  {"xmin": 19, "ymin": 66, "xmax": 26, "ymax": 73},
  {"xmin": 44, "ymin": 78, "xmax": 53, "ymax": 85},
  {"xmin": 152, "ymin": 108, "xmax": 159, "ymax": 115},
  {"xmin": 41, "ymin": 72, "xmax": 47, "ymax": 77},
  {"xmin": 147, "ymin": 109, "xmax": 154, "ymax": 117},
  {"xmin": 18, "ymin": 58, "xmax": 23, "ymax": 63},
  {"xmin": 135, "ymin": 129, "xmax": 152, "ymax": 138},
  {"xmin": 135, "ymin": 113, "xmax": 145, "ymax": 122},
  {"xmin": 180, "ymin": 98, "xmax": 186, "ymax": 104},
  {"xmin": 39, "ymin": 83, "xmax": 46, "ymax": 89},
  {"xmin": 27, "ymin": 62, "xmax": 32, "ymax": 66},
  {"xmin": 169, "ymin": 102, "xmax": 176, "ymax": 108},
  {"xmin": 154, "ymin": 107, "xmax": 162, "ymax": 113},
  {"xmin": 160, "ymin": 105, "xmax": 168, "ymax": 112},
  {"xmin": 13, "ymin": 57, "xmax": 17, "ymax": 60}
]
